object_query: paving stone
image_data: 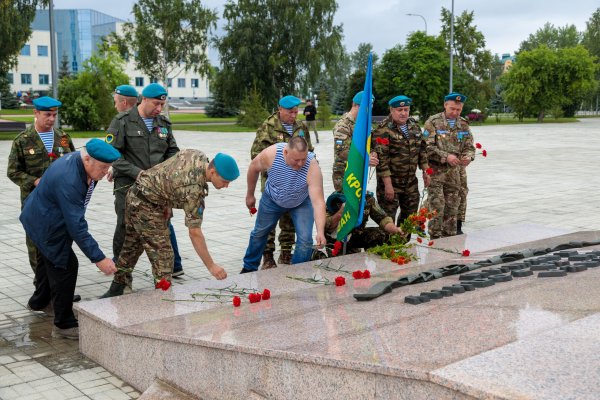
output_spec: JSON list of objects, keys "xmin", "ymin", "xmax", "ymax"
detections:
[
  {"xmin": 489, "ymin": 274, "xmax": 513, "ymax": 282},
  {"xmin": 420, "ymin": 291, "xmax": 443, "ymax": 300},
  {"xmin": 512, "ymin": 269, "xmax": 534, "ymax": 278},
  {"xmin": 404, "ymin": 296, "xmax": 422, "ymax": 305},
  {"xmin": 442, "ymin": 285, "xmax": 465, "ymax": 294},
  {"xmin": 538, "ymin": 270, "xmax": 568, "ymax": 278}
]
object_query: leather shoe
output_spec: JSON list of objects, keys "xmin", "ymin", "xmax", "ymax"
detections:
[{"xmin": 73, "ymin": 294, "xmax": 81, "ymax": 302}]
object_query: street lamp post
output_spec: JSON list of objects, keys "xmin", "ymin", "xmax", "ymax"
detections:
[
  {"xmin": 406, "ymin": 13, "xmax": 427, "ymax": 34},
  {"xmin": 49, "ymin": 0, "xmax": 59, "ymax": 128},
  {"xmin": 449, "ymin": 0, "xmax": 455, "ymax": 93}
]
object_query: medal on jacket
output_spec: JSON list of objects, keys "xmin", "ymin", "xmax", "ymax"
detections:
[
  {"xmin": 156, "ymin": 127, "xmax": 168, "ymax": 139},
  {"xmin": 58, "ymin": 147, "xmax": 64, "ymax": 156},
  {"xmin": 29, "ymin": 148, "xmax": 35, "ymax": 155},
  {"xmin": 60, "ymin": 137, "xmax": 69, "ymax": 147}
]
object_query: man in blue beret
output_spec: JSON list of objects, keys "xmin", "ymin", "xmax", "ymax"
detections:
[
  {"xmin": 372, "ymin": 95, "xmax": 430, "ymax": 231},
  {"xmin": 249, "ymin": 95, "xmax": 314, "ymax": 269},
  {"xmin": 7, "ymin": 96, "xmax": 76, "ymax": 294},
  {"xmin": 423, "ymin": 93, "xmax": 475, "ymax": 239},
  {"xmin": 102, "ymin": 150, "xmax": 239, "ymax": 297},
  {"xmin": 106, "ymin": 83, "xmax": 182, "ymax": 282},
  {"xmin": 21, "ymin": 139, "xmax": 120, "ymax": 339},
  {"xmin": 113, "ymin": 84, "xmax": 139, "ymax": 113},
  {"xmin": 332, "ymin": 91, "xmax": 379, "ymax": 192}
]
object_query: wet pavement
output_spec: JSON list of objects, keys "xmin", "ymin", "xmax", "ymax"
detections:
[{"xmin": 0, "ymin": 118, "xmax": 599, "ymax": 399}]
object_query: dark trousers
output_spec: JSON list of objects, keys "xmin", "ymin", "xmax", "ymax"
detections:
[{"xmin": 28, "ymin": 249, "xmax": 79, "ymax": 329}]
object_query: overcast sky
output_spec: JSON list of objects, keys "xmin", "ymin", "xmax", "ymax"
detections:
[{"xmin": 52, "ymin": 0, "xmax": 598, "ymax": 64}]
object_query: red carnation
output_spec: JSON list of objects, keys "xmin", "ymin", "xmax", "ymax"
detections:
[
  {"xmin": 416, "ymin": 237, "xmax": 423, "ymax": 243},
  {"xmin": 462, "ymin": 249, "xmax": 471, "ymax": 257},
  {"xmin": 334, "ymin": 276, "xmax": 346, "ymax": 286},
  {"xmin": 48, "ymin": 152, "xmax": 58, "ymax": 159},
  {"xmin": 155, "ymin": 278, "xmax": 171, "ymax": 291},
  {"xmin": 362, "ymin": 269, "xmax": 371, "ymax": 279},
  {"xmin": 352, "ymin": 270, "xmax": 363, "ymax": 279},
  {"xmin": 249, "ymin": 207, "xmax": 257, "ymax": 215},
  {"xmin": 232, "ymin": 296, "xmax": 241, "ymax": 307},
  {"xmin": 428, "ymin": 240, "xmax": 434, "ymax": 246},
  {"xmin": 476, "ymin": 143, "xmax": 482, "ymax": 149},
  {"xmin": 332, "ymin": 240, "xmax": 343, "ymax": 256},
  {"xmin": 375, "ymin": 137, "xmax": 383, "ymax": 144},
  {"xmin": 482, "ymin": 150, "xmax": 487, "ymax": 157},
  {"xmin": 261, "ymin": 288, "xmax": 271, "ymax": 300},
  {"xmin": 382, "ymin": 138, "xmax": 390, "ymax": 145},
  {"xmin": 425, "ymin": 167, "xmax": 433, "ymax": 175},
  {"xmin": 248, "ymin": 293, "xmax": 261, "ymax": 303}
]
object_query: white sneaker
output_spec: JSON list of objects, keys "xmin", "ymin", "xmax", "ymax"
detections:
[{"xmin": 52, "ymin": 326, "xmax": 79, "ymax": 340}]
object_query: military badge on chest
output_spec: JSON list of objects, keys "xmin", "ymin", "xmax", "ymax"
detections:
[{"xmin": 155, "ymin": 126, "xmax": 169, "ymax": 140}]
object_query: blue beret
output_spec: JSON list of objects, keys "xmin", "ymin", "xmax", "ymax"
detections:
[
  {"xmin": 352, "ymin": 91, "xmax": 375, "ymax": 105},
  {"xmin": 278, "ymin": 95, "xmax": 301, "ymax": 109},
  {"xmin": 444, "ymin": 92, "xmax": 467, "ymax": 103},
  {"xmin": 213, "ymin": 153, "xmax": 240, "ymax": 181},
  {"xmin": 86, "ymin": 138, "xmax": 121, "ymax": 163},
  {"xmin": 142, "ymin": 83, "xmax": 168, "ymax": 100},
  {"xmin": 33, "ymin": 96, "xmax": 62, "ymax": 111},
  {"xmin": 326, "ymin": 192, "xmax": 346, "ymax": 214},
  {"xmin": 389, "ymin": 95, "xmax": 412, "ymax": 108},
  {"xmin": 115, "ymin": 85, "xmax": 138, "ymax": 98}
]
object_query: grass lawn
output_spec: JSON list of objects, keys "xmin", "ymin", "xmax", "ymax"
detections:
[
  {"xmin": 0, "ymin": 109, "xmax": 34, "ymax": 116},
  {"xmin": 0, "ymin": 131, "xmax": 106, "ymax": 141},
  {"xmin": 169, "ymin": 114, "xmax": 237, "ymax": 123},
  {"xmin": 0, "ymin": 116, "xmax": 34, "ymax": 123}
]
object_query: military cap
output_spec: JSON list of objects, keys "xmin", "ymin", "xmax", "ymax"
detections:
[
  {"xmin": 352, "ymin": 91, "xmax": 375, "ymax": 105},
  {"xmin": 388, "ymin": 95, "xmax": 412, "ymax": 108},
  {"xmin": 33, "ymin": 96, "xmax": 62, "ymax": 111},
  {"xmin": 326, "ymin": 192, "xmax": 346, "ymax": 214},
  {"xmin": 213, "ymin": 153, "xmax": 240, "ymax": 181},
  {"xmin": 115, "ymin": 84, "xmax": 138, "ymax": 98},
  {"xmin": 86, "ymin": 138, "xmax": 121, "ymax": 163},
  {"xmin": 278, "ymin": 95, "xmax": 301, "ymax": 109},
  {"xmin": 141, "ymin": 83, "xmax": 168, "ymax": 100},
  {"xmin": 444, "ymin": 92, "xmax": 467, "ymax": 103}
]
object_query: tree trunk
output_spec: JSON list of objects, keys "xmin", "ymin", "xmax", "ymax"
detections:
[{"xmin": 537, "ymin": 110, "xmax": 544, "ymax": 123}]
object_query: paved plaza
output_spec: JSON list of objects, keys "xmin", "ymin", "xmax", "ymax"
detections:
[{"xmin": 0, "ymin": 118, "xmax": 598, "ymax": 399}]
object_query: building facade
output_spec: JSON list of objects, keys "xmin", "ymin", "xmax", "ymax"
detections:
[{"xmin": 7, "ymin": 9, "xmax": 210, "ymax": 101}]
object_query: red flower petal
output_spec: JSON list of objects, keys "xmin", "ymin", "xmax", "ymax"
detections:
[
  {"xmin": 428, "ymin": 241, "xmax": 434, "ymax": 246},
  {"xmin": 425, "ymin": 167, "xmax": 433, "ymax": 175},
  {"xmin": 155, "ymin": 278, "xmax": 171, "ymax": 291},
  {"xmin": 416, "ymin": 237, "xmax": 423, "ymax": 243},
  {"xmin": 382, "ymin": 138, "xmax": 390, "ymax": 145},
  {"xmin": 482, "ymin": 150, "xmax": 487, "ymax": 157},
  {"xmin": 352, "ymin": 270, "xmax": 363, "ymax": 279},
  {"xmin": 334, "ymin": 276, "xmax": 346, "ymax": 286},
  {"xmin": 232, "ymin": 296, "xmax": 241, "ymax": 307},
  {"xmin": 362, "ymin": 269, "xmax": 371, "ymax": 279},
  {"xmin": 476, "ymin": 142, "xmax": 482, "ymax": 149},
  {"xmin": 332, "ymin": 240, "xmax": 343, "ymax": 256},
  {"xmin": 261, "ymin": 288, "xmax": 271, "ymax": 300},
  {"xmin": 249, "ymin": 207, "xmax": 257, "ymax": 215},
  {"xmin": 248, "ymin": 293, "xmax": 261, "ymax": 303},
  {"xmin": 462, "ymin": 249, "xmax": 471, "ymax": 257}
]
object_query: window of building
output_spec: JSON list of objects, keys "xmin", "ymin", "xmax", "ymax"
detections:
[
  {"xmin": 150, "ymin": 77, "xmax": 158, "ymax": 84},
  {"xmin": 21, "ymin": 74, "xmax": 32, "ymax": 84},
  {"xmin": 7, "ymin": 73, "xmax": 13, "ymax": 84},
  {"xmin": 191, "ymin": 79, "xmax": 199, "ymax": 88},
  {"xmin": 39, "ymin": 74, "xmax": 50, "ymax": 85},
  {"xmin": 135, "ymin": 77, "xmax": 144, "ymax": 87},
  {"xmin": 37, "ymin": 45, "xmax": 49, "ymax": 57},
  {"xmin": 21, "ymin": 45, "xmax": 31, "ymax": 56},
  {"xmin": 167, "ymin": 78, "xmax": 173, "ymax": 88},
  {"xmin": 177, "ymin": 78, "xmax": 185, "ymax": 88}
]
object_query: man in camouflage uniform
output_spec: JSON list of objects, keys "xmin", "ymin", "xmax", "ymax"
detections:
[
  {"xmin": 423, "ymin": 93, "xmax": 475, "ymax": 239},
  {"xmin": 251, "ymin": 95, "xmax": 313, "ymax": 269},
  {"xmin": 102, "ymin": 150, "xmax": 240, "ymax": 297},
  {"xmin": 332, "ymin": 91, "xmax": 378, "ymax": 192},
  {"xmin": 318, "ymin": 191, "xmax": 402, "ymax": 256},
  {"xmin": 105, "ymin": 83, "xmax": 180, "ymax": 271},
  {"xmin": 7, "ymin": 96, "xmax": 75, "ymax": 280},
  {"xmin": 372, "ymin": 95, "xmax": 430, "ymax": 227}
]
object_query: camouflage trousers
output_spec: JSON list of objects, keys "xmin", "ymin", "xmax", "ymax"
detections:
[
  {"xmin": 427, "ymin": 167, "xmax": 461, "ymax": 239},
  {"xmin": 376, "ymin": 178, "xmax": 420, "ymax": 226},
  {"xmin": 25, "ymin": 234, "xmax": 39, "ymax": 274},
  {"xmin": 313, "ymin": 228, "xmax": 389, "ymax": 259},
  {"xmin": 264, "ymin": 211, "xmax": 296, "ymax": 254},
  {"xmin": 457, "ymin": 165, "xmax": 468, "ymax": 222},
  {"xmin": 112, "ymin": 190, "xmax": 173, "ymax": 288}
]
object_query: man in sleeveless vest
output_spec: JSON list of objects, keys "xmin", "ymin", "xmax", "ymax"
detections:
[{"xmin": 242, "ymin": 136, "xmax": 326, "ymax": 273}]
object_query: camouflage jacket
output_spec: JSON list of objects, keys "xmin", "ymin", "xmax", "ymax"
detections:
[
  {"xmin": 136, "ymin": 149, "xmax": 209, "ymax": 229},
  {"xmin": 332, "ymin": 112, "xmax": 356, "ymax": 192},
  {"xmin": 251, "ymin": 111, "xmax": 313, "ymax": 189},
  {"xmin": 373, "ymin": 115, "xmax": 428, "ymax": 190},
  {"xmin": 7, "ymin": 125, "xmax": 75, "ymax": 203},
  {"xmin": 107, "ymin": 106, "xmax": 179, "ymax": 193},
  {"xmin": 326, "ymin": 192, "xmax": 393, "ymax": 236},
  {"xmin": 423, "ymin": 112, "xmax": 475, "ymax": 170}
]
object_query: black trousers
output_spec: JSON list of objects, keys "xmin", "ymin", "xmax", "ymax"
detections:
[{"xmin": 28, "ymin": 249, "xmax": 79, "ymax": 329}]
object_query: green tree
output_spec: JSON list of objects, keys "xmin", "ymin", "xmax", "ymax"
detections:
[
  {"xmin": 503, "ymin": 46, "xmax": 596, "ymax": 122},
  {"xmin": 216, "ymin": 0, "xmax": 343, "ymax": 108},
  {"xmin": 582, "ymin": 8, "xmax": 600, "ymax": 111},
  {"xmin": 519, "ymin": 22, "xmax": 581, "ymax": 53},
  {"xmin": 0, "ymin": 76, "xmax": 20, "ymax": 109},
  {"xmin": 317, "ymin": 88, "xmax": 332, "ymax": 128},
  {"xmin": 0, "ymin": 0, "xmax": 48, "ymax": 76},
  {"xmin": 351, "ymin": 43, "xmax": 379, "ymax": 72},
  {"xmin": 59, "ymin": 48, "xmax": 129, "ymax": 130},
  {"xmin": 116, "ymin": 0, "xmax": 217, "ymax": 118},
  {"xmin": 58, "ymin": 54, "xmax": 71, "ymax": 79},
  {"xmin": 237, "ymin": 84, "xmax": 269, "ymax": 128}
]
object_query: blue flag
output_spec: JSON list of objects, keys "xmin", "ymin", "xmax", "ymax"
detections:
[{"xmin": 337, "ymin": 53, "xmax": 373, "ymax": 241}]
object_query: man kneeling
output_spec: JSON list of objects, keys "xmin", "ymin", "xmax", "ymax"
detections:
[{"xmin": 242, "ymin": 136, "xmax": 326, "ymax": 273}]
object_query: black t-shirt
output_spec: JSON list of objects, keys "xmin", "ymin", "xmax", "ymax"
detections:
[{"xmin": 303, "ymin": 104, "xmax": 317, "ymax": 121}]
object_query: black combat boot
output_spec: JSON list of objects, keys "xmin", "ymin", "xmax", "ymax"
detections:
[
  {"xmin": 457, "ymin": 220, "xmax": 464, "ymax": 235},
  {"xmin": 261, "ymin": 252, "xmax": 277, "ymax": 270},
  {"xmin": 100, "ymin": 282, "xmax": 127, "ymax": 298}
]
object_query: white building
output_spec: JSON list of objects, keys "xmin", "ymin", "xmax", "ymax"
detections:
[{"xmin": 7, "ymin": 9, "xmax": 211, "ymax": 102}]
